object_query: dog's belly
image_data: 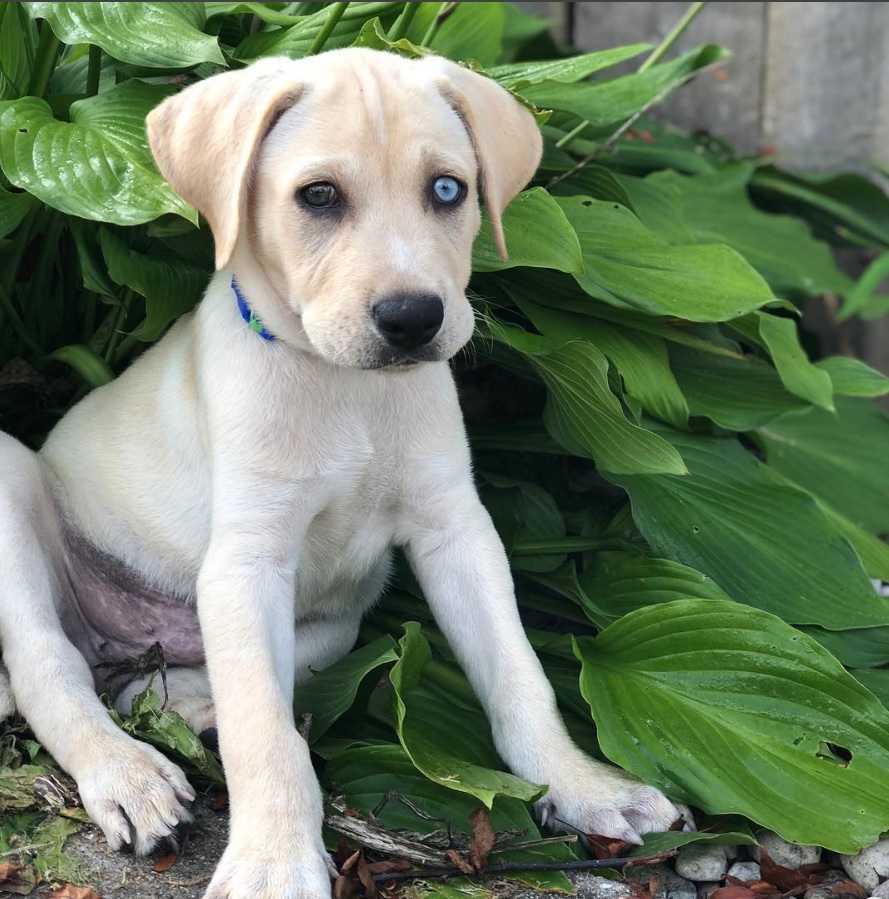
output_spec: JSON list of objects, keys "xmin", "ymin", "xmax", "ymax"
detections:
[
  {"xmin": 60, "ymin": 497, "xmax": 396, "ymax": 681},
  {"xmin": 60, "ymin": 528, "xmax": 205, "ymax": 674}
]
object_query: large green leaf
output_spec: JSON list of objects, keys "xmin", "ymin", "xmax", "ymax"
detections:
[
  {"xmin": 0, "ymin": 4, "xmax": 37, "ymax": 99},
  {"xmin": 479, "ymin": 475, "xmax": 566, "ymax": 573},
  {"xmin": 391, "ymin": 623, "xmax": 544, "ymax": 807},
  {"xmin": 100, "ymin": 229, "xmax": 207, "ymax": 341},
  {"xmin": 557, "ymin": 196, "xmax": 776, "ymax": 321},
  {"xmin": 403, "ymin": 1, "xmax": 505, "ymax": 67},
  {"xmin": 608, "ymin": 116, "xmax": 725, "ymax": 176},
  {"xmin": 472, "ymin": 188, "xmax": 582, "ymax": 274},
  {"xmin": 646, "ymin": 166, "xmax": 851, "ymax": 298},
  {"xmin": 577, "ymin": 552, "xmax": 731, "ymax": 618},
  {"xmin": 0, "ymin": 82, "xmax": 196, "ymax": 226},
  {"xmin": 490, "ymin": 320, "xmax": 687, "ymax": 476},
  {"xmin": 613, "ymin": 172, "xmax": 696, "ymax": 244},
  {"xmin": 514, "ymin": 296, "xmax": 689, "ymax": 429},
  {"xmin": 490, "ymin": 44, "xmax": 651, "ymax": 89},
  {"xmin": 804, "ymin": 625, "xmax": 889, "ymax": 669},
  {"xmin": 235, "ymin": 2, "xmax": 401, "ymax": 59},
  {"xmin": 521, "ymin": 45, "xmax": 728, "ymax": 134},
  {"xmin": 0, "ymin": 184, "xmax": 34, "ymax": 240},
  {"xmin": 607, "ymin": 429, "xmax": 889, "ymax": 629},
  {"xmin": 852, "ymin": 668, "xmax": 889, "ymax": 710},
  {"xmin": 758, "ymin": 397, "xmax": 889, "ymax": 535},
  {"xmin": 294, "ymin": 634, "xmax": 399, "ymax": 745},
  {"xmin": 25, "ymin": 2, "xmax": 223, "ymax": 68},
  {"xmin": 730, "ymin": 312, "xmax": 834, "ymax": 410},
  {"xmin": 804, "ymin": 491, "xmax": 889, "ymax": 582},
  {"xmin": 815, "ymin": 356, "xmax": 889, "ymax": 398},
  {"xmin": 751, "ymin": 167, "xmax": 889, "ymax": 249},
  {"xmin": 574, "ymin": 599, "xmax": 889, "ymax": 852},
  {"xmin": 670, "ymin": 344, "xmax": 807, "ymax": 430}
]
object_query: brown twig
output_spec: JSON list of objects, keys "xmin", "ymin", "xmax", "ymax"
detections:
[{"xmin": 372, "ymin": 849, "xmax": 679, "ymax": 884}]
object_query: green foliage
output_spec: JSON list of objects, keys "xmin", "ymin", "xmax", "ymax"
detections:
[{"xmin": 3, "ymin": 0, "xmax": 889, "ymax": 871}]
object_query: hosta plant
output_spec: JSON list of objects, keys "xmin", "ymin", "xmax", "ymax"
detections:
[{"xmin": 2, "ymin": 1, "xmax": 889, "ymax": 886}]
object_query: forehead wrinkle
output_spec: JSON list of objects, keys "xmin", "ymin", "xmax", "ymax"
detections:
[{"xmin": 348, "ymin": 64, "xmax": 388, "ymax": 148}]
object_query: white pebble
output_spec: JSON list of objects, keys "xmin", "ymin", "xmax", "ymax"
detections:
[
  {"xmin": 754, "ymin": 831, "xmax": 821, "ymax": 868},
  {"xmin": 727, "ymin": 861, "xmax": 762, "ymax": 882},
  {"xmin": 675, "ymin": 844, "xmax": 729, "ymax": 882},
  {"xmin": 841, "ymin": 838, "xmax": 889, "ymax": 892}
]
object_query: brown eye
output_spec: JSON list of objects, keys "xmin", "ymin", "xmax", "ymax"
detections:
[{"xmin": 300, "ymin": 182, "xmax": 339, "ymax": 209}]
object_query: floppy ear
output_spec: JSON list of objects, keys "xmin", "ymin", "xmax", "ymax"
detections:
[
  {"xmin": 430, "ymin": 59, "xmax": 543, "ymax": 260},
  {"xmin": 146, "ymin": 58, "xmax": 305, "ymax": 269}
]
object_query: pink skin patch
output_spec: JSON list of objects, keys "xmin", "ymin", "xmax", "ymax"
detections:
[{"xmin": 60, "ymin": 528, "xmax": 204, "ymax": 695}]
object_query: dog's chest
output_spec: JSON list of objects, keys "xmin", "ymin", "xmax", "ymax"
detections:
[{"xmin": 294, "ymin": 446, "xmax": 400, "ymax": 610}]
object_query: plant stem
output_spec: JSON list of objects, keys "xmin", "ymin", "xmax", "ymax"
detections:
[
  {"xmin": 104, "ymin": 290, "xmax": 134, "ymax": 365},
  {"xmin": 638, "ymin": 1, "xmax": 707, "ymax": 73},
  {"xmin": 512, "ymin": 536, "xmax": 624, "ymax": 555},
  {"xmin": 420, "ymin": 1, "xmax": 459, "ymax": 47},
  {"xmin": 306, "ymin": 2, "xmax": 349, "ymax": 55},
  {"xmin": 27, "ymin": 21, "xmax": 62, "ymax": 98},
  {"xmin": 0, "ymin": 203, "xmax": 41, "ymax": 336},
  {"xmin": 113, "ymin": 333, "xmax": 140, "ymax": 368},
  {"xmin": 86, "ymin": 44, "xmax": 102, "ymax": 96},
  {"xmin": 555, "ymin": 0, "xmax": 707, "ymax": 151},
  {"xmin": 0, "ymin": 283, "xmax": 44, "ymax": 358},
  {"xmin": 555, "ymin": 120, "xmax": 591, "ymax": 150},
  {"xmin": 387, "ymin": 2, "xmax": 421, "ymax": 41}
]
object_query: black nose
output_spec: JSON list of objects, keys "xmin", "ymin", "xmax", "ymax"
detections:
[{"xmin": 372, "ymin": 293, "xmax": 444, "ymax": 350}]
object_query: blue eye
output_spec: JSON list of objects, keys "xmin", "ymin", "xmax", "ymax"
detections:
[{"xmin": 432, "ymin": 176, "xmax": 463, "ymax": 206}]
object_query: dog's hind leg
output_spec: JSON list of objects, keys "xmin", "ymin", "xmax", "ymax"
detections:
[
  {"xmin": 0, "ymin": 663, "xmax": 16, "ymax": 719},
  {"xmin": 0, "ymin": 433, "xmax": 194, "ymax": 853},
  {"xmin": 115, "ymin": 665, "xmax": 217, "ymax": 738}
]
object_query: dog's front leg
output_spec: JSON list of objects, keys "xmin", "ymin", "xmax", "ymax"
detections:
[
  {"xmin": 406, "ymin": 488, "xmax": 690, "ymax": 844},
  {"xmin": 197, "ymin": 484, "xmax": 332, "ymax": 899}
]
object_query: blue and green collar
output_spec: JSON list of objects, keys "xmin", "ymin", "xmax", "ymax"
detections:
[{"xmin": 232, "ymin": 275, "xmax": 275, "ymax": 341}]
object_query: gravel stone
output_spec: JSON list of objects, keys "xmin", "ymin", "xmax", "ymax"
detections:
[
  {"xmin": 871, "ymin": 879, "xmax": 889, "ymax": 899},
  {"xmin": 650, "ymin": 864, "xmax": 699, "ymax": 899},
  {"xmin": 570, "ymin": 872, "xmax": 637, "ymax": 899},
  {"xmin": 754, "ymin": 831, "xmax": 821, "ymax": 868},
  {"xmin": 696, "ymin": 881, "xmax": 721, "ymax": 899},
  {"xmin": 675, "ymin": 844, "xmax": 729, "ymax": 882},
  {"xmin": 841, "ymin": 838, "xmax": 889, "ymax": 891},
  {"xmin": 727, "ymin": 861, "xmax": 762, "ymax": 882}
]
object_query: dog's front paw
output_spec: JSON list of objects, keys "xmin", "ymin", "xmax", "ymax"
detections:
[
  {"xmin": 77, "ymin": 738, "xmax": 195, "ymax": 855},
  {"xmin": 203, "ymin": 844, "xmax": 334, "ymax": 899},
  {"xmin": 536, "ymin": 759, "xmax": 692, "ymax": 845}
]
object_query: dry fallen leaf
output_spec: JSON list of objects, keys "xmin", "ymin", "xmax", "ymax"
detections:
[
  {"xmin": 365, "ymin": 859, "xmax": 412, "ymax": 875},
  {"xmin": 711, "ymin": 886, "xmax": 759, "ymax": 899},
  {"xmin": 468, "ymin": 807, "xmax": 496, "ymax": 871},
  {"xmin": 355, "ymin": 854, "xmax": 377, "ymax": 899},
  {"xmin": 40, "ymin": 884, "xmax": 102, "ymax": 899},
  {"xmin": 153, "ymin": 851, "xmax": 178, "ymax": 873},
  {"xmin": 758, "ymin": 848, "xmax": 820, "ymax": 895},
  {"xmin": 0, "ymin": 862, "xmax": 26, "ymax": 883},
  {"xmin": 340, "ymin": 849, "xmax": 361, "ymax": 874},
  {"xmin": 333, "ymin": 874, "xmax": 359, "ymax": 899},
  {"xmin": 625, "ymin": 876, "xmax": 654, "ymax": 899},
  {"xmin": 586, "ymin": 832, "xmax": 634, "ymax": 859},
  {"xmin": 444, "ymin": 848, "xmax": 474, "ymax": 875}
]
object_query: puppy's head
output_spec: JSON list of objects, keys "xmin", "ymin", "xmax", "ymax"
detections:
[{"xmin": 147, "ymin": 48, "xmax": 541, "ymax": 369}]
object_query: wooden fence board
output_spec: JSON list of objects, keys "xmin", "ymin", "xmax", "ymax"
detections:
[{"xmin": 571, "ymin": 2, "xmax": 767, "ymax": 154}]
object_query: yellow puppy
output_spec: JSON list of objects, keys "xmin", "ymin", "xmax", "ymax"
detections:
[{"xmin": 0, "ymin": 48, "xmax": 688, "ymax": 899}]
